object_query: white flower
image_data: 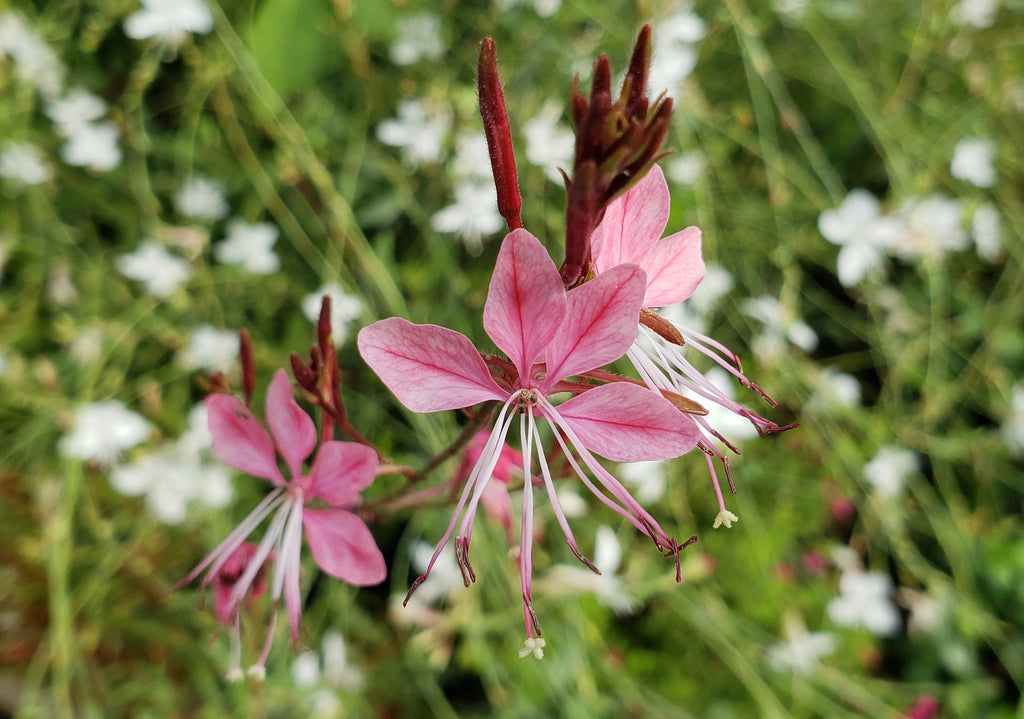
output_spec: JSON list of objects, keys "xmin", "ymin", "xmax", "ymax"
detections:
[
  {"xmin": 951, "ymin": 0, "xmax": 999, "ymax": 28},
  {"xmin": 450, "ymin": 131, "xmax": 492, "ymax": 181},
  {"xmin": 971, "ymin": 203, "xmax": 1002, "ymax": 262},
  {"xmin": 649, "ymin": 10, "xmax": 706, "ymax": 93},
  {"xmin": 179, "ymin": 325, "xmax": 238, "ymax": 373},
  {"xmin": 47, "ymin": 262, "xmax": 78, "ymax": 306},
  {"xmin": 116, "ymin": 241, "xmax": 193, "ymax": 297},
  {"xmin": 123, "ymin": 0, "xmax": 213, "ymax": 48},
  {"xmin": 60, "ymin": 400, "xmax": 150, "ymax": 465},
  {"xmin": 818, "ymin": 189, "xmax": 905, "ymax": 286},
  {"xmin": 540, "ymin": 526, "xmax": 638, "ymax": 616},
  {"xmin": 213, "ymin": 219, "xmax": 280, "ymax": 274},
  {"xmin": 950, "ymin": 137, "xmax": 996, "ymax": 188},
  {"xmin": 60, "ymin": 122, "xmax": 121, "ymax": 172},
  {"xmin": 0, "ymin": 142, "xmax": 50, "ymax": 185},
  {"xmin": 807, "ymin": 366, "xmax": 861, "ymax": 411},
  {"xmin": 376, "ymin": 99, "xmax": 451, "ymax": 166},
  {"xmin": 430, "ymin": 181, "xmax": 504, "ymax": 255},
  {"xmin": 894, "ymin": 195, "xmax": 968, "ymax": 260},
  {"xmin": 291, "ymin": 631, "xmax": 363, "ymax": 693},
  {"xmin": 46, "ymin": 88, "xmax": 108, "ymax": 135},
  {"xmin": 741, "ymin": 296, "xmax": 818, "ymax": 357},
  {"xmin": 301, "ymin": 283, "xmax": 362, "ymax": 346},
  {"xmin": 523, "ymin": 100, "xmax": 574, "ymax": 184},
  {"xmin": 697, "ymin": 366, "xmax": 762, "ymax": 443},
  {"xmin": 618, "ymin": 460, "xmax": 667, "ymax": 504},
  {"xmin": 827, "ymin": 568, "xmax": 901, "ymax": 637},
  {"xmin": 863, "ymin": 446, "xmax": 918, "ymax": 498},
  {"xmin": 493, "ymin": 0, "xmax": 562, "ymax": 17},
  {"xmin": 1002, "ymin": 385, "xmax": 1024, "ymax": 457},
  {"xmin": 175, "ymin": 176, "xmax": 228, "ymax": 221},
  {"xmin": 766, "ymin": 624, "xmax": 837, "ymax": 674},
  {"xmin": 0, "ymin": 12, "xmax": 64, "ymax": 97},
  {"xmin": 389, "ymin": 12, "xmax": 444, "ymax": 65},
  {"xmin": 665, "ymin": 151, "xmax": 705, "ymax": 186}
]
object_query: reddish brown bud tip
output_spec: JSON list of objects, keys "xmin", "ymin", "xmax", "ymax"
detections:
[
  {"xmin": 317, "ymin": 295, "xmax": 333, "ymax": 349},
  {"xmin": 478, "ymin": 37, "xmax": 523, "ymax": 232}
]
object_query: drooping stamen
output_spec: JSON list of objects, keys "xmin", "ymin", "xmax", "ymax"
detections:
[{"xmin": 519, "ymin": 410, "xmax": 541, "ymax": 639}]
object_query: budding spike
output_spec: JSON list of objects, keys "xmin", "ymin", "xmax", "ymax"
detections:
[{"xmin": 478, "ymin": 37, "xmax": 523, "ymax": 232}]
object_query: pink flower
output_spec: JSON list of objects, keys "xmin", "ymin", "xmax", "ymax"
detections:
[
  {"xmin": 359, "ymin": 229, "xmax": 698, "ymax": 654},
  {"xmin": 179, "ymin": 369, "xmax": 386, "ymax": 673},
  {"xmin": 592, "ymin": 164, "xmax": 793, "ymax": 527}
]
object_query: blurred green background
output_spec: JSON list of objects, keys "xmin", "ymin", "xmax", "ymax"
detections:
[{"xmin": 1, "ymin": 0, "xmax": 1022, "ymax": 717}]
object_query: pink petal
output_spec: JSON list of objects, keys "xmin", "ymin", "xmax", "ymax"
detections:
[
  {"xmin": 303, "ymin": 509, "xmax": 387, "ymax": 586},
  {"xmin": 641, "ymin": 226, "xmax": 705, "ymax": 307},
  {"xmin": 544, "ymin": 264, "xmax": 646, "ymax": 387},
  {"xmin": 358, "ymin": 318, "xmax": 506, "ymax": 412},
  {"xmin": 265, "ymin": 369, "xmax": 316, "ymax": 479},
  {"xmin": 205, "ymin": 393, "xmax": 284, "ymax": 484},
  {"xmin": 554, "ymin": 382, "xmax": 700, "ymax": 461},
  {"xmin": 307, "ymin": 441, "xmax": 377, "ymax": 507},
  {"xmin": 483, "ymin": 229, "xmax": 566, "ymax": 378},
  {"xmin": 592, "ymin": 165, "xmax": 669, "ymax": 272}
]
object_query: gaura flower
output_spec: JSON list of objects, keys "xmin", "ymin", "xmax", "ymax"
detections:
[
  {"xmin": 179, "ymin": 369, "xmax": 386, "ymax": 673},
  {"xmin": 358, "ymin": 229, "xmax": 699, "ymax": 655},
  {"xmin": 591, "ymin": 164, "xmax": 794, "ymax": 527}
]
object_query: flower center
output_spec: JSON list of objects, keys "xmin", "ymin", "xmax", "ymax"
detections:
[{"xmin": 515, "ymin": 389, "xmax": 538, "ymax": 415}]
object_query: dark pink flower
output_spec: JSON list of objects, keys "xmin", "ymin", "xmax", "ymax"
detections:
[
  {"xmin": 359, "ymin": 229, "xmax": 698, "ymax": 655},
  {"xmin": 180, "ymin": 369, "xmax": 386, "ymax": 673}
]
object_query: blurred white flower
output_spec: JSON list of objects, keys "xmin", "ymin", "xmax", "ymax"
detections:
[
  {"xmin": 213, "ymin": 219, "xmax": 280, "ymax": 274},
  {"xmin": 523, "ymin": 100, "xmax": 574, "ymax": 184},
  {"xmin": 772, "ymin": 0, "xmax": 810, "ymax": 22},
  {"xmin": 291, "ymin": 629, "xmax": 363, "ymax": 719},
  {"xmin": 60, "ymin": 122, "xmax": 121, "ymax": 172},
  {"xmin": 46, "ymin": 88, "xmax": 108, "ymax": 135},
  {"xmin": 47, "ymin": 262, "xmax": 78, "ymax": 306},
  {"xmin": 450, "ymin": 132, "xmax": 492, "ymax": 181},
  {"xmin": 301, "ymin": 283, "xmax": 362, "ymax": 346},
  {"xmin": 493, "ymin": 0, "xmax": 562, "ymax": 17},
  {"xmin": 431, "ymin": 181, "xmax": 504, "ymax": 255},
  {"xmin": 971, "ymin": 203, "xmax": 1002, "ymax": 262},
  {"xmin": 950, "ymin": 137, "xmax": 996, "ymax": 188},
  {"xmin": 818, "ymin": 189, "xmax": 905, "ymax": 286},
  {"xmin": 124, "ymin": 0, "xmax": 213, "ymax": 48},
  {"xmin": 827, "ymin": 568, "xmax": 901, "ymax": 637},
  {"xmin": 665, "ymin": 151, "xmax": 705, "ymax": 186},
  {"xmin": 1002, "ymin": 385, "xmax": 1024, "ymax": 457},
  {"xmin": 60, "ymin": 400, "xmax": 150, "ymax": 465},
  {"xmin": 951, "ymin": 0, "xmax": 999, "ymax": 27},
  {"xmin": 808, "ymin": 366, "xmax": 861, "ymax": 411},
  {"xmin": 698, "ymin": 366, "xmax": 762, "ymax": 443},
  {"xmin": 0, "ymin": 12, "xmax": 64, "ymax": 97},
  {"xmin": 376, "ymin": 99, "xmax": 451, "ymax": 166},
  {"xmin": 396, "ymin": 541, "xmax": 463, "ymax": 627},
  {"xmin": 175, "ymin": 176, "xmax": 229, "ymax": 221},
  {"xmin": 766, "ymin": 616, "xmax": 837, "ymax": 674},
  {"xmin": 0, "ymin": 142, "xmax": 50, "ymax": 185},
  {"xmin": 179, "ymin": 325, "xmax": 238, "ymax": 373},
  {"xmin": 894, "ymin": 195, "xmax": 968, "ymax": 260},
  {"xmin": 541, "ymin": 526, "xmax": 638, "ymax": 616},
  {"xmin": 863, "ymin": 445, "xmax": 918, "ymax": 498},
  {"xmin": 116, "ymin": 241, "xmax": 193, "ymax": 297},
  {"xmin": 649, "ymin": 9, "xmax": 706, "ymax": 93},
  {"xmin": 741, "ymin": 295, "xmax": 818, "ymax": 357},
  {"xmin": 389, "ymin": 12, "xmax": 444, "ymax": 65},
  {"xmin": 619, "ymin": 459, "xmax": 667, "ymax": 504}
]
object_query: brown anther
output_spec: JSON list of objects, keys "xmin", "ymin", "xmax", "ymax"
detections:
[
  {"xmin": 659, "ymin": 389, "xmax": 709, "ymax": 416},
  {"xmin": 640, "ymin": 307, "xmax": 686, "ymax": 346}
]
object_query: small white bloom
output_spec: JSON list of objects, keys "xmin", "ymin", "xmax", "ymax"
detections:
[
  {"xmin": 60, "ymin": 122, "xmax": 121, "ymax": 172},
  {"xmin": 175, "ymin": 176, "xmax": 229, "ymax": 221},
  {"xmin": 863, "ymin": 446, "xmax": 918, "ymax": 498},
  {"xmin": 46, "ymin": 88, "xmax": 108, "ymax": 135},
  {"xmin": 430, "ymin": 181, "xmax": 504, "ymax": 255},
  {"xmin": 60, "ymin": 400, "xmax": 150, "ymax": 465},
  {"xmin": 827, "ymin": 568, "xmax": 901, "ymax": 637},
  {"xmin": 951, "ymin": 137, "xmax": 996, "ymax": 188},
  {"xmin": 951, "ymin": 0, "xmax": 999, "ymax": 28},
  {"xmin": 376, "ymin": 99, "xmax": 451, "ymax": 166},
  {"xmin": 540, "ymin": 526, "xmax": 638, "ymax": 616},
  {"xmin": 301, "ymin": 283, "xmax": 362, "ymax": 346},
  {"xmin": 807, "ymin": 366, "xmax": 861, "ymax": 411},
  {"xmin": 649, "ymin": 10, "xmax": 706, "ymax": 93},
  {"xmin": 0, "ymin": 12, "xmax": 64, "ymax": 97},
  {"xmin": 713, "ymin": 509, "xmax": 739, "ymax": 529},
  {"xmin": 213, "ymin": 219, "xmax": 280, "ymax": 274},
  {"xmin": 116, "ymin": 241, "xmax": 193, "ymax": 297},
  {"xmin": 389, "ymin": 12, "xmax": 444, "ymax": 66},
  {"xmin": 766, "ymin": 627, "xmax": 837, "ymax": 674},
  {"xmin": 699, "ymin": 367, "xmax": 762, "ymax": 443},
  {"xmin": 124, "ymin": 0, "xmax": 213, "ymax": 48},
  {"xmin": 665, "ymin": 151, "xmax": 705, "ymax": 186},
  {"xmin": 518, "ymin": 636, "xmax": 546, "ymax": 660},
  {"xmin": 818, "ymin": 189, "xmax": 905, "ymax": 286},
  {"xmin": 47, "ymin": 262, "xmax": 78, "ymax": 306},
  {"xmin": 894, "ymin": 195, "xmax": 968, "ymax": 260},
  {"xmin": 971, "ymin": 203, "xmax": 1002, "ymax": 262},
  {"xmin": 523, "ymin": 100, "xmax": 574, "ymax": 184},
  {"xmin": 179, "ymin": 325, "xmax": 238, "ymax": 373},
  {"xmin": 0, "ymin": 142, "xmax": 50, "ymax": 185},
  {"xmin": 493, "ymin": 0, "xmax": 562, "ymax": 17},
  {"xmin": 742, "ymin": 296, "xmax": 818, "ymax": 356},
  {"xmin": 1002, "ymin": 385, "xmax": 1024, "ymax": 457},
  {"xmin": 618, "ymin": 459, "xmax": 667, "ymax": 504}
]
